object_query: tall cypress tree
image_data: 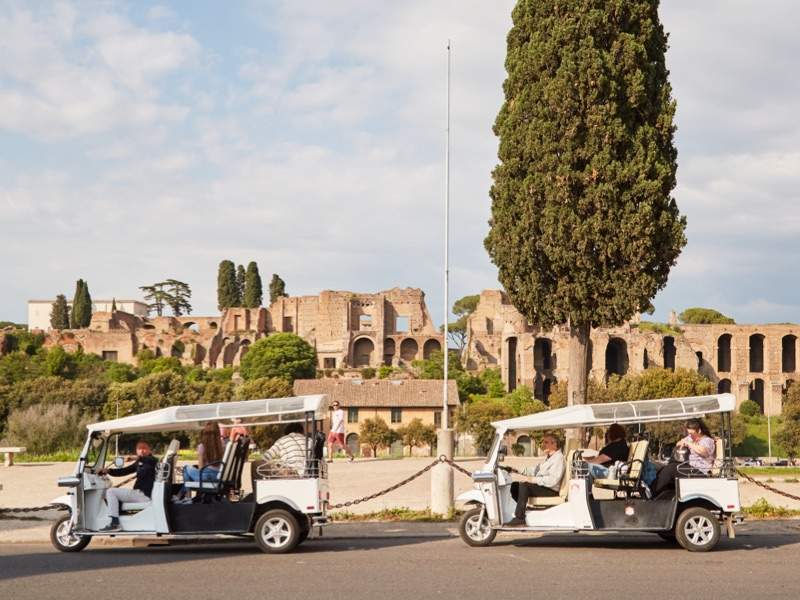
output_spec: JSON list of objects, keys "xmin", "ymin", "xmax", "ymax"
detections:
[
  {"xmin": 217, "ymin": 260, "xmax": 238, "ymax": 310},
  {"xmin": 70, "ymin": 279, "xmax": 92, "ymax": 328},
  {"xmin": 485, "ymin": 0, "xmax": 686, "ymax": 408},
  {"xmin": 269, "ymin": 274, "xmax": 287, "ymax": 305},
  {"xmin": 235, "ymin": 264, "xmax": 246, "ymax": 307},
  {"xmin": 50, "ymin": 294, "xmax": 69, "ymax": 330},
  {"xmin": 243, "ymin": 261, "xmax": 263, "ymax": 308}
]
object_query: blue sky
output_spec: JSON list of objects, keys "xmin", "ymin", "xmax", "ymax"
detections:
[{"xmin": 1, "ymin": 1, "xmax": 799, "ymax": 327}]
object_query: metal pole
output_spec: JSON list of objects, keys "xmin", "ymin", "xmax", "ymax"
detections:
[
  {"xmin": 115, "ymin": 400, "xmax": 119, "ymax": 456},
  {"xmin": 443, "ymin": 39, "xmax": 451, "ymax": 430},
  {"xmin": 767, "ymin": 412, "xmax": 773, "ymax": 462}
]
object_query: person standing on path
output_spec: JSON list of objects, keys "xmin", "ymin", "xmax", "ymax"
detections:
[{"xmin": 327, "ymin": 401, "xmax": 353, "ymax": 463}]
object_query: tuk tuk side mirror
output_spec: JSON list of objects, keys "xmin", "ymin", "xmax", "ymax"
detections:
[{"xmin": 113, "ymin": 456, "xmax": 125, "ymax": 468}]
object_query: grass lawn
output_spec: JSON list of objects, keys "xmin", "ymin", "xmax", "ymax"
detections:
[
  {"xmin": 735, "ymin": 417, "xmax": 787, "ymax": 457},
  {"xmin": 739, "ymin": 467, "xmax": 800, "ymax": 477}
]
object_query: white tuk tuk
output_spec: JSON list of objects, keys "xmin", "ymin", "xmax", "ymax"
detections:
[
  {"xmin": 49, "ymin": 395, "xmax": 330, "ymax": 554},
  {"xmin": 457, "ymin": 393, "xmax": 741, "ymax": 552}
]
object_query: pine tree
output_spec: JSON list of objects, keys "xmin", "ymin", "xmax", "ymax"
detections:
[
  {"xmin": 50, "ymin": 294, "xmax": 69, "ymax": 330},
  {"xmin": 164, "ymin": 279, "xmax": 193, "ymax": 316},
  {"xmin": 243, "ymin": 261, "xmax": 263, "ymax": 308},
  {"xmin": 235, "ymin": 264, "xmax": 246, "ymax": 307},
  {"xmin": 485, "ymin": 0, "xmax": 686, "ymax": 408},
  {"xmin": 217, "ymin": 260, "xmax": 238, "ymax": 310},
  {"xmin": 269, "ymin": 274, "xmax": 287, "ymax": 305}
]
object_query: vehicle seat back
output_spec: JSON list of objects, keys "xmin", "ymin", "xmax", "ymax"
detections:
[
  {"xmin": 710, "ymin": 437, "xmax": 724, "ymax": 476},
  {"xmin": 594, "ymin": 439, "xmax": 649, "ymax": 494},
  {"xmin": 528, "ymin": 438, "xmax": 579, "ymax": 507}
]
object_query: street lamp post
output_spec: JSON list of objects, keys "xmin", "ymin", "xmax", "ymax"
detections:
[{"xmin": 432, "ymin": 40, "xmax": 455, "ymax": 515}]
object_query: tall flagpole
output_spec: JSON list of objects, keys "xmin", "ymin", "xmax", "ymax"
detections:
[{"xmin": 443, "ymin": 39, "xmax": 451, "ymax": 429}]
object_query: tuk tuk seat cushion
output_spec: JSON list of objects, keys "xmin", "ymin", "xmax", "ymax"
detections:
[
  {"xmin": 594, "ymin": 440, "xmax": 649, "ymax": 490},
  {"xmin": 121, "ymin": 501, "xmax": 150, "ymax": 512},
  {"xmin": 709, "ymin": 438, "xmax": 724, "ymax": 476}
]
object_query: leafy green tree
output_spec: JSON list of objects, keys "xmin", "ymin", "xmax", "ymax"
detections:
[
  {"xmin": 102, "ymin": 371, "xmax": 201, "ymax": 418},
  {"xmin": 236, "ymin": 264, "xmax": 246, "ymax": 306},
  {"xmin": 239, "ymin": 333, "xmax": 317, "ymax": 382},
  {"xmin": 457, "ymin": 398, "xmax": 513, "ymax": 454},
  {"xmin": 478, "ymin": 368, "xmax": 505, "ymax": 398},
  {"xmin": 679, "ymin": 308, "xmax": 735, "ymax": 325},
  {"xmin": 104, "ymin": 362, "xmax": 137, "ymax": 383},
  {"xmin": 202, "ymin": 380, "xmax": 235, "ymax": 404},
  {"xmin": 139, "ymin": 283, "xmax": 169, "ymax": 317},
  {"xmin": 485, "ymin": 0, "xmax": 685, "ymax": 410},
  {"xmin": 44, "ymin": 346, "xmax": 77, "ymax": 379},
  {"xmin": 50, "ymin": 295, "xmax": 69, "ymax": 330},
  {"xmin": 4, "ymin": 329, "xmax": 45, "ymax": 355},
  {"xmin": 4, "ymin": 403, "xmax": 96, "ymax": 454},
  {"xmin": 447, "ymin": 294, "xmax": 480, "ymax": 351},
  {"xmin": 359, "ymin": 416, "xmax": 398, "ymax": 457},
  {"xmin": 269, "ymin": 274, "xmax": 287, "ymax": 305},
  {"xmin": 217, "ymin": 260, "xmax": 239, "ymax": 310},
  {"xmin": 396, "ymin": 418, "xmax": 437, "ymax": 456},
  {"xmin": 164, "ymin": 279, "xmax": 192, "ymax": 316},
  {"xmin": 244, "ymin": 261, "xmax": 263, "ymax": 308},
  {"xmin": 412, "ymin": 350, "xmax": 463, "ymax": 379},
  {"xmin": 70, "ymin": 279, "xmax": 92, "ymax": 328},
  {"xmin": 777, "ymin": 386, "xmax": 800, "ymax": 460},
  {"xmin": 0, "ymin": 351, "xmax": 45, "ymax": 385},
  {"xmin": 236, "ymin": 376, "xmax": 294, "ymax": 400}
]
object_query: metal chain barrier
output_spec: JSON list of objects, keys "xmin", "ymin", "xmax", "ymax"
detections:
[
  {"xmin": 329, "ymin": 455, "xmax": 474, "ymax": 509},
  {"xmin": 0, "ymin": 475, "xmax": 137, "ymax": 521},
  {"xmin": 737, "ymin": 469, "xmax": 800, "ymax": 502}
]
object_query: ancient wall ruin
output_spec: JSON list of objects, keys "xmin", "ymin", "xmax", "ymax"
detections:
[{"xmin": 465, "ymin": 290, "xmax": 799, "ymax": 416}]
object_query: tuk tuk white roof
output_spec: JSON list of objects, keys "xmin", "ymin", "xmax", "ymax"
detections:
[
  {"xmin": 88, "ymin": 395, "xmax": 328, "ymax": 435},
  {"xmin": 492, "ymin": 393, "xmax": 736, "ymax": 432}
]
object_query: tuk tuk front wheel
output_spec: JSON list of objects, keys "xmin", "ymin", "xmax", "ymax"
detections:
[
  {"xmin": 254, "ymin": 509, "xmax": 301, "ymax": 554},
  {"xmin": 675, "ymin": 507, "xmax": 720, "ymax": 552},
  {"xmin": 459, "ymin": 507, "xmax": 496, "ymax": 547},
  {"xmin": 50, "ymin": 514, "xmax": 90, "ymax": 553}
]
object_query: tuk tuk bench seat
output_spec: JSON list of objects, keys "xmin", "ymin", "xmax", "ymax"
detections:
[
  {"xmin": 121, "ymin": 502, "xmax": 150, "ymax": 512},
  {"xmin": 526, "ymin": 441, "xmax": 579, "ymax": 507}
]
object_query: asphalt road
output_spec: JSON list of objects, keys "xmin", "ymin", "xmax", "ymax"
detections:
[{"xmin": 1, "ymin": 521, "xmax": 798, "ymax": 600}]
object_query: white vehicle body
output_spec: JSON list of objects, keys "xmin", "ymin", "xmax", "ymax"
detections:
[
  {"xmin": 49, "ymin": 395, "xmax": 330, "ymax": 554},
  {"xmin": 457, "ymin": 393, "xmax": 741, "ymax": 552}
]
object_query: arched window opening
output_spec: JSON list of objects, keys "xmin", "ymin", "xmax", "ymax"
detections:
[
  {"xmin": 507, "ymin": 337, "xmax": 518, "ymax": 392},
  {"xmin": 717, "ymin": 378, "xmax": 731, "ymax": 394},
  {"xmin": 399, "ymin": 338, "xmax": 418, "ymax": 362},
  {"xmin": 423, "ymin": 338, "xmax": 441, "ymax": 360},
  {"xmin": 663, "ymin": 336, "xmax": 676, "ymax": 371},
  {"xmin": 533, "ymin": 338, "xmax": 553, "ymax": 371},
  {"xmin": 605, "ymin": 338, "xmax": 628, "ymax": 377},
  {"xmin": 717, "ymin": 334, "xmax": 732, "ymax": 372},
  {"xmin": 383, "ymin": 338, "xmax": 396, "ymax": 366},
  {"xmin": 352, "ymin": 337, "xmax": 375, "ymax": 367},
  {"xmin": 748, "ymin": 378, "xmax": 765, "ymax": 414},
  {"xmin": 749, "ymin": 334, "xmax": 765, "ymax": 373},
  {"xmin": 782, "ymin": 335, "xmax": 797, "ymax": 373}
]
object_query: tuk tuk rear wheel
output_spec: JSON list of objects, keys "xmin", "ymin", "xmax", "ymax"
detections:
[
  {"xmin": 254, "ymin": 509, "xmax": 301, "ymax": 554},
  {"xmin": 459, "ymin": 507, "xmax": 496, "ymax": 547},
  {"xmin": 675, "ymin": 507, "xmax": 720, "ymax": 552},
  {"xmin": 50, "ymin": 514, "xmax": 90, "ymax": 553}
]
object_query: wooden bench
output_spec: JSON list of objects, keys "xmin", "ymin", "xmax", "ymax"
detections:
[{"xmin": 0, "ymin": 447, "xmax": 26, "ymax": 467}]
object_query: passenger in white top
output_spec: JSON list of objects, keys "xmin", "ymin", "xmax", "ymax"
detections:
[
  {"xmin": 326, "ymin": 401, "xmax": 353, "ymax": 463},
  {"xmin": 264, "ymin": 423, "xmax": 307, "ymax": 475},
  {"xmin": 507, "ymin": 434, "xmax": 566, "ymax": 526}
]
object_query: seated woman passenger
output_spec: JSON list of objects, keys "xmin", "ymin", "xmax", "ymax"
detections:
[
  {"xmin": 181, "ymin": 422, "xmax": 224, "ymax": 492},
  {"xmin": 652, "ymin": 418, "xmax": 716, "ymax": 496},
  {"xmin": 584, "ymin": 423, "xmax": 628, "ymax": 479}
]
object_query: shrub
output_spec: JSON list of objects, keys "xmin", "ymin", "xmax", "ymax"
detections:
[
  {"xmin": 3, "ymin": 403, "xmax": 96, "ymax": 454},
  {"xmin": 203, "ymin": 380, "xmax": 235, "ymax": 404},
  {"xmin": 457, "ymin": 397, "xmax": 513, "ymax": 453},
  {"xmin": 678, "ymin": 307, "xmax": 735, "ymax": 325},
  {"xmin": 396, "ymin": 418, "xmax": 437, "ymax": 455},
  {"xmin": 360, "ymin": 367, "xmax": 376, "ymax": 380},
  {"xmin": 739, "ymin": 399, "xmax": 762, "ymax": 417},
  {"xmin": 101, "ymin": 371, "xmax": 200, "ymax": 419},
  {"xmin": 479, "ymin": 368, "xmax": 505, "ymax": 398},
  {"xmin": 511, "ymin": 443, "xmax": 525, "ymax": 457},
  {"xmin": 236, "ymin": 377, "xmax": 294, "ymax": 401},
  {"xmin": 377, "ymin": 365, "xmax": 394, "ymax": 379},
  {"xmin": 44, "ymin": 346, "xmax": 78, "ymax": 379},
  {"xmin": 103, "ymin": 361, "xmax": 137, "ymax": 383},
  {"xmin": 239, "ymin": 333, "xmax": 317, "ymax": 382}
]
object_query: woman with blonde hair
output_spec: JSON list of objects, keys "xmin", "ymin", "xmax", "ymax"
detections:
[{"xmin": 182, "ymin": 422, "xmax": 225, "ymax": 490}]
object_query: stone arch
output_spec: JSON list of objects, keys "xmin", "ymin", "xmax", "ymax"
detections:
[
  {"xmin": 400, "ymin": 338, "xmax": 419, "ymax": 363},
  {"xmin": 749, "ymin": 378, "xmax": 765, "ymax": 413},
  {"xmin": 516, "ymin": 435, "xmax": 533, "ymax": 457},
  {"xmin": 717, "ymin": 334, "xmax": 732, "ymax": 372},
  {"xmin": 239, "ymin": 338, "xmax": 252, "ymax": 360},
  {"xmin": 423, "ymin": 338, "xmax": 441, "ymax": 360},
  {"xmin": 209, "ymin": 321, "xmax": 218, "ymax": 329},
  {"xmin": 346, "ymin": 433, "xmax": 360, "ymax": 457},
  {"xmin": 170, "ymin": 340, "xmax": 185, "ymax": 358},
  {"xmin": 749, "ymin": 334, "xmax": 765, "ymax": 373},
  {"xmin": 143, "ymin": 323, "xmax": 155, "ymax": 330},
  {"xmin": 507, "ymin": 337, "xmax": 518, "ymax": 392},
  {"xmin": 782, "ymin": 335, "xmax": 797, "ymax": 373},
  {"xmin": 352, "ymin": 337, "xmax": 375, "ymax": 367},
  {"xmin": 605, "ymin": 338, "xmax": 628, "ymax": 377},
  {"xmin": 383, "ymin": 338, "xmax": 396, "ymax": 366},
  {"xmin": 533, "ymin": 338, "xmax": 553, "ymax": 370},
  {"xmin": 663, "ymin": 336, "xmax": 676, "ymax": 371},
  {"xmin": 183, "ymin": 322, "xmax": 200, "ymax": 334},
  {"xmin": 717, "ymin": 378, "xmax": 731, "ymax": 394}
]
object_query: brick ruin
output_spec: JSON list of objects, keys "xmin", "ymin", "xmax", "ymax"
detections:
[
  {"xmin": 12, "ymin": 286, "xmax": 800, "ymax": 416},
  {"xmin": 35, "ymin": 288, "xmax": 444, "ymax": 371},
  {"xmin": 466, "ymin": 290, "xmax": 800, "ymax": 416}
]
